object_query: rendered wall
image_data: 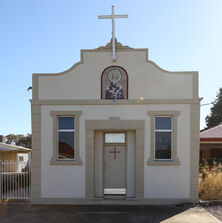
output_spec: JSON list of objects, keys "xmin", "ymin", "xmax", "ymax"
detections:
[
  {"xmin": 41, "ymin": 104, "xmax": 190, "ymax": 199},
  {"xmin": 37, "ymin": 50, "xmax": 196, "ymax": 101},
  {"xmin": 32, "ymin": 44, "xmax": 199, "ymax": 204}
]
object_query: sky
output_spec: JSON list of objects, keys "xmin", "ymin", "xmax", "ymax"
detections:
[{"xmin": 0, "ymin": 0, "xmax": 222, "ymax": 135}]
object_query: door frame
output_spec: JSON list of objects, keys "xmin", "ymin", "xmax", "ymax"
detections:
[
  {"xmin": 85, "ymin": 118, "xmax": 145, "ymax": 200},
  {"xmin": 103, "ymin": 131, "xmax": 127, "ymax": 196}
]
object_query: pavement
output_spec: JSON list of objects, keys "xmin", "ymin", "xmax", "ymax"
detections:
[
  {"xmin": 205, "ymin": 204, "xmax": 222, "ymax": 222},
  {"xmin": 0, "ymin": 201, "xmax": 221, "ymax": 223}
]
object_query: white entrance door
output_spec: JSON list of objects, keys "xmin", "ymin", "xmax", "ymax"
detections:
[{"xmin": 104, "ymin": 145, "xmax": 126, "ymax": 194}]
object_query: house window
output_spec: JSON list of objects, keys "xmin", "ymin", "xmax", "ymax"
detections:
[
  {"xmin": 19, "ymin": 156, "xmax": 24, "ymax": 162},
  {"xmin": 147, "ymin": 111, "xmax": 180, "ymax": 166},
  {"xmin": 50, "ymin": 111, "xmax": 82, "ymax": 165},
  {"xmin": 155, "ymin": 117, "xmax": 172, "ymax": 160},
  {"xmin": 58, "ymin": 117, "xmax": 75, "ymax": 159}
]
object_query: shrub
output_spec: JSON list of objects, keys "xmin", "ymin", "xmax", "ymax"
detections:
[{"xmin": 199, "ymin": 160, "xmax": 222, "ymax": 200}]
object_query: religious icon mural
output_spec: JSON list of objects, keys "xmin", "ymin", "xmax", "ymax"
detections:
[{"xmin": 101, "ymin": 66, "xmax": 128, "ymax": 99}]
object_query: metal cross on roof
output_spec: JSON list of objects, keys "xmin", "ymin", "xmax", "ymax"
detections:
[{"xmin": 98, "ymin": 5, "xmax": 128, "ymax": 61}]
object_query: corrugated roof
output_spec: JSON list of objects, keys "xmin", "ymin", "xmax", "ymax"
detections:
[
  {"xmin": 0, "ymin": 143, "xmax": 31, "ymax": 152},
  {"xmin": 200, "ymin": 124, "xmax": 222, "ymax": 139}
]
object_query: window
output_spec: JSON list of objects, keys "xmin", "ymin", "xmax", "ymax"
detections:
[
  {"xmin": 58, "ymin": 117, "xmax": 75, "ymax": 159},
  {"xmin": 147, "ymin": 111, "xmax": 180, "ymax": 166},
  {"xmin": 19, "ymin": 156, "xmax": 24, "ymax": 162},
  {"xmin": 105, "ymin": 133, "xmax": 125, "ymax": 144},
  {"xmin": 155, "ymin": 117, "xmax": 172, "ymax": 160},
  {"xmin": 50, "ymin": 111, "xmax": 82, "ymax": 165}
]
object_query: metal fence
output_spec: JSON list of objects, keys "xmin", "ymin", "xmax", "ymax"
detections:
[{"xmin": 0, "ymin": 160, "xmax": 31, "ymax": 200}]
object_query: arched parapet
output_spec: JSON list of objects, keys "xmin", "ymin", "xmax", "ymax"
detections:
[{"xmin": 32, "ymin": 40, "xmax": 198, "ymax": 104}]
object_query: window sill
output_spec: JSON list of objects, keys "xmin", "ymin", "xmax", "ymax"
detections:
[
  {"xmin": 50, "ymin": 157, "xmax": 83, "ymax": 165},
  {"xmin": 147, "ymin": 158, "xmax": 180, "ymax": 166}
]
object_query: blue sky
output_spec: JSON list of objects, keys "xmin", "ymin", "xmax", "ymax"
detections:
[{"xmin": 0, "ymin": 0, "xmax": 221, "ymax": 135}]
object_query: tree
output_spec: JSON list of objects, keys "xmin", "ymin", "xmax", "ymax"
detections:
[
  {"xmin": 5, "ymin": 134, "xmax": 32, "ymax": 149},
  {"xmin": 205, "ymin": 88, "xmax": 222, "ymax": 128}
]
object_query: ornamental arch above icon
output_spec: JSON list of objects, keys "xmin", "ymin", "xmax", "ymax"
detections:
[{"xmin": 101, "ymin": 66, "xmax": 128, "ymax": 99}]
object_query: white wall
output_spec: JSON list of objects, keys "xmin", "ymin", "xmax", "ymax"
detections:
[
  {"xmin": 94, "ymin": 131, "xmax": 103, "ymax": 198},
  {"xmin": 41, "ymin": 104, "xmax": 190, "ymax": 199},
  {"xmin": 127, "ymin": 131, "xmax": 136, "ymax": 198},
  {"xmin": 17, "ymin": 153, "xmax": 29, "ymax": 172},
  {"xmin": 38, "ymin": 50, "xmax": 194, "ymax": 100}
]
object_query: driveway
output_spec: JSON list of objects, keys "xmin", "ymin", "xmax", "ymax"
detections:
[{"xmin": 0, "ymin": 202, "xmax": 221, "ymax": 223}]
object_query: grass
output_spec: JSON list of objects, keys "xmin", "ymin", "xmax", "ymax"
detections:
[{"xmin": 199, "ymin": 160, "xmax": 222, "ymax": 200}]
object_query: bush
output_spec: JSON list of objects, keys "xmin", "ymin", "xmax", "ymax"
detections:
[{"xmin": 199, "ymin": 160, "xmax": 222, "ymax": 200}]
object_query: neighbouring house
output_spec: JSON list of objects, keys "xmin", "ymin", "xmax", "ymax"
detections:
[
  {"xmin": 0, "ymin": 136, "xmax": 31, "ymax": 172},
  {"xmin": 200, "ymin": 124, "xmax": 222, "ymax": 160}
]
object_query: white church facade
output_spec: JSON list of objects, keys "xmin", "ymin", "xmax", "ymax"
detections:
[
  {"xmin": 31, "ymin": 39, "xmax": 200, "ymax": 205},
  {"xmin": 31, "ymin": 6, "xmax": 200, "ymax": 205}
]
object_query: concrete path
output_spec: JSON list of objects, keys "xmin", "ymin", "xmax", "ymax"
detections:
[
  {"xmin": 0, "ymin": 202, "xmax": 221, "ymax": 223},
  {"xmin": 162, "ymin": 207, "xmax": 221, "ymax": 223},
  {"xmin": 205, "ymin": 205, "xmax": 222, "ymax": 222}
]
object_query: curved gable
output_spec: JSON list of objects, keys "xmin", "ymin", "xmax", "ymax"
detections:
[{"xmin": 32, "ymin": 41, "xmax": 198, "ymax": 103}]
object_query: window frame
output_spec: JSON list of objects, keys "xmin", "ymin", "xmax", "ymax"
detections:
[
  {"xmin": 57, "ymin": 116, "xmax": 75, "ymax": 160},
  {"xmin": 154, "ymin": 116, "xmax": 172, "ymax": 161},
  {"xmin": 147, "ymin": 111, "xmax": 180, "ymax": 166},
  {"xmin": 50, "ymin": 111, "xmax": 82, "ymax": 165}
]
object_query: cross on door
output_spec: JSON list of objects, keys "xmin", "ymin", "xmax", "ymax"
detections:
[{"xmin": 109, "ymin": 147, "xmax": 120, "ymax": 159}]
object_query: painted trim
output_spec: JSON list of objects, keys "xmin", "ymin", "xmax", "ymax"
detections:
[
  {"xmin": 85, "ymin": 118, "xmax": 144, "ymax": 200},
  {"xmin": 49, "ymin": 111, "xmax": 83, "ymax": 165},
  {"xmin": 31, "ymin": 99, "xmax": 200, "ymax": 105},
  {"xmin": 189, "ymin": 104, "xmax": 200, "ymax": 202},
  {"xmin": 31, "ymin": 104, "xmax": 41, "ymax": 203},
  {"xmin": 147, "ymin": 160, "xmax": 180, "ymax": 166},
  {"xmin": 200, "ymin": 141, "xmax": 222, "ymax": 144},
  {"xmin": 32, "ymin": 75, "xmax": 38, "ymax": 102},
  {"xmin": 200, "ymin": 138, "xmax": 222, "ymax": 142},
  {"xmin": 201, "ymin": 144, "xmax": 222, "ymax": 148},
  {"xmin": 147, "ymin": 111, "xmax": 180, "ymax": 166}
]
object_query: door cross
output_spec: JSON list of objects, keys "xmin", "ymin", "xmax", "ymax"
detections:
[{"xmin": 109, "ymin": 147, "xmax": 120, "ymax": 159}]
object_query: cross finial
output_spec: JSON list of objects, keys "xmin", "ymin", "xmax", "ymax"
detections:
[{"xmin": 98, "ymin": 6, "xmax": 128, "ymax": 61}]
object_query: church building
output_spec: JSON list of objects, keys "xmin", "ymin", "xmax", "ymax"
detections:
[{"xmin": 31, "ymin": 7, "xmax": 200, "ymax": 204}]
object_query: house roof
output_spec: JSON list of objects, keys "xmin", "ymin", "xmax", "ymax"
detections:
[
  {"xmin": 0, "ymin": 143, "xmax": 31, "ymax": 152},
  {"xmin": 200, "ymin": 124, "xmax": 222, "ymax": 142}
]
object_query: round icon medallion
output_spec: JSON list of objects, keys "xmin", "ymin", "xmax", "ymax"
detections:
[{"xmin": 108, "ymin": 69, "xmax": 122, "ymax": 83}]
